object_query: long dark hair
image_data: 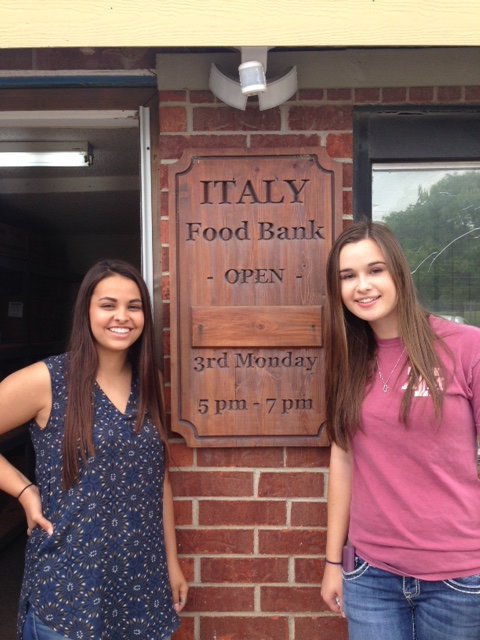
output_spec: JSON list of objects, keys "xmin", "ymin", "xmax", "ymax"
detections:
[
  {"xmin": 62, "ymin": 259, "xmax": 167, "ymax": 488},
  {"xmin": 325, "ymin": 220, "xmax": 446, "ymax": 449}
]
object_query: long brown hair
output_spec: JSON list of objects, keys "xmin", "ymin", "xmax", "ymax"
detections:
[
  {"xmin": 325, "ymin": 220, "xmax": 446, "ymax": 449},
  {"xmin": 62, "ymin": 259, "xmax": 167, "ymax": 488}
]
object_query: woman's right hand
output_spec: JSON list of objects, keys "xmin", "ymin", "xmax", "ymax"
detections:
[
  {"xmin": 321, "ymin": 563, "xmax": 344, "ymax": 616},
  {"xmin": 18, "ymin": 483, "xmax": 53, "ymax": 537},
  {"xmin": 0, "ymin": 362, "xmax": 53, "ymax": 536}
]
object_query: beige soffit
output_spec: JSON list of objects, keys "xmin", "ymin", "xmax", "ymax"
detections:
[
  {"xmin": 0, "ymin": 0, "xmax": 479, "ymax": 48},
  {"xmin": 156, "ymin": 48, "xmax": 480, "ymax": 90}
]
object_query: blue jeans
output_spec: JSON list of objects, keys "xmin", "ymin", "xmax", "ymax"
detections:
[
  {"xmin": 23, "ymin": 608, "xmax": 70, "ymax": 640},
  {"xmin": 23, "ymin": 608, "xmax": 172, "ymax": 640},
  {"xmin": 343, "ymin": 556, "xmax": 480, "ymax": 640}
]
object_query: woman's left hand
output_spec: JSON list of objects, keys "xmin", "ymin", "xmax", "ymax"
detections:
[
  {"xmin": 19, "ymin": 483, "xmax": 54, "ymax": 537},
  {"xmin": 169, "ymin": 561, "xmax": 189, "ymax": 613}
]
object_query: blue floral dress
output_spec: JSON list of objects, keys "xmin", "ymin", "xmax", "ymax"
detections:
[{"xmin": 18, "ymin": 354, "xmax": 179, "ymax": 639}]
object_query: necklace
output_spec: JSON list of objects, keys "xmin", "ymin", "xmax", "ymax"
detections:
[{"xmin": 376, "ymin": 349, "xmax": 405, "ymax": 393}]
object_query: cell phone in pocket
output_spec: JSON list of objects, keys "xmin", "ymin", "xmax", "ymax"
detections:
[{"xmin": 342, "ymin": 544, "xmax": 355, "ymax": 572}]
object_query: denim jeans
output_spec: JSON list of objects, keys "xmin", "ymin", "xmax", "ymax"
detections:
[
  {"xmin": 23, "ymin": 608, "xmax": 70, "ymax": 640},
  {"xmin": 23, "ymin": 608, "xmax": 172, "ymax": 640},
  {"xmin": 343, "ymin": 556, "xmax": 480, "ymax": 640}
]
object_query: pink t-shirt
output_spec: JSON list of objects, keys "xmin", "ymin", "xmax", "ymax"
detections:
[{"xmin": 349, "ymin": 315, "xmax": 480, "ymax": 580}]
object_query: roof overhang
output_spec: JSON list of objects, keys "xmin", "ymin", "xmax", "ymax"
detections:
[{"xmin": 1, "ymin": 0, "xmax": 479, "ymax": 48}]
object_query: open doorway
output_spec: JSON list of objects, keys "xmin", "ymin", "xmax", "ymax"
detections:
[
  {"xmin": 0, "ymin": 111, "xmax": 143, "ymax": 378},
  {"xmin": 0, "ymin": 109, "xmax": 145, "ymax": 638}
]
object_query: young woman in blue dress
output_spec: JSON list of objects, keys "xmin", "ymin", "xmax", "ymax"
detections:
[{"xmin": 0, "ymin": 259, "xmax": 187, "ymax": 640}]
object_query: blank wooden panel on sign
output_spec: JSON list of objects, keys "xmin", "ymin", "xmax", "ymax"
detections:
[{"xmin": 191, "ymin": 306, "xmax": 322, "ymax": 347}]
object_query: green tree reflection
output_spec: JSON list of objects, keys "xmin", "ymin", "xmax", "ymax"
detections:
[{"xmin": 384, "ymin": 171, "xmax": 480, "ymax": 326}]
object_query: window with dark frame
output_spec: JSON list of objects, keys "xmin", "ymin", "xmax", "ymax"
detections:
[{"xmin": 354, "ymin": 106, "xmax": 480, "ymax": 328}]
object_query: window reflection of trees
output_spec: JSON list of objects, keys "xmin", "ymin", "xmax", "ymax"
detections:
[{"xmin": 377, "ymin": 171, "xmax": 480, "ymax": 327}]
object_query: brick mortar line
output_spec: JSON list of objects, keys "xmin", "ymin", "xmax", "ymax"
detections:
[
  {"xmin": 174, "ymin": 508, "xmax": 326, "ymax": 512},
  {"xmin": 179, "ymin": 612, "xmax": 338, "ymax": 617},
  {"xmin": 280, "ymin": 104, "xmax": 289, "ymax": 132},
  {"xmin": 254, "ymin": 584, "xmax": 261, "ymax": 612},
  {"xmin": 177, "ymin": 525, "xmax": 327, "ymax": 531},
  {"xmin": 181, "ymin": 583, "xmax": 324, "ymax": 587},
  {"xmin": 177, "ymin": 526, "xmax": 325, "ymax": 529},
  {"xmin": 181, "ymin": 554, "xmax": 326, "ymax": 558},
  {"xmin": 192, "ymin": 497, "xmax": 199, "ymax": 526},
  {"xmin": 173, "ymin": 497, "xmax": 328, "ymax": 500},
  {"xmin": 194, "ymin": 555, "xmax": 201, "ymax": 583},
  {"xmin": 155, "ymin": 129, "xmax": 353, "ymax": 135},
  {"xmin": 286, "ymin": 500, "xmax": 292, "ymax": 527},
  {"xmin": 169, "ymin": 468, "xmax": 329, "ymax": 472},
  {"xmin": 288, "ymin": 556, "xmax": 295, "ymax": 585},
  {"xmin": 288, "ymin": 615, "xmax": 295, "ymax": 640},
  {"xmin": 253, "ymin": 469, "xmax": 260, "ymax": 497},
  {"xmin": 158, "ymin": 87, "xmax": 478, "ymax": 107},
  {"xmin": 253, "ymin": 525, "xmax": 259, "ymax": 555},
  {"xmin": 185, "ymin": 101, "xmax": 194, "ymax": 133}
]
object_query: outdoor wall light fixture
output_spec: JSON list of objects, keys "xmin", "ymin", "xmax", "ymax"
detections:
[
  {"xmin": 238, "ymin": 60, "xmax": 267, "ymax": 96},
  {"xmin": 0, "ymin": 141, "xmax": 93, "ymax": 167},
  {"xmin": 209, "ymin": 47, "xmax": 297, "ymax": 111}
]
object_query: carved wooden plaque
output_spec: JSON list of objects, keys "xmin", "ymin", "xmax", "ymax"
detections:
[{"xmin": 168, "ymin": 148, "xmax": 342, "ymax": 446}]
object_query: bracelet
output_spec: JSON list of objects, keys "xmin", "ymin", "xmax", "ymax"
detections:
[
  {"xmin": 325, "ymin": 558, "xmax": 343, "ymax": 565},
  {"xmin": 16, "ymin": 482, "xmax": 34, "ymax": 500}
]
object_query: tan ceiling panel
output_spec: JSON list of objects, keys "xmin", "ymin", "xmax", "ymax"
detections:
[{"xmin": 0, "ymin": 0, "xmax": 479, "ymax": 48}]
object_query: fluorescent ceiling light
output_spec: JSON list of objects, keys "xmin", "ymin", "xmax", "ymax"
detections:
[{"xmin": 0, "ymin": 141, "xmax": 93, "ymax": 167}]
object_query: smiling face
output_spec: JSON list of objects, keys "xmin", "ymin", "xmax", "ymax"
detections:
[
  {"xmin": 339, "ymin": 238, "xmax": 399, "ymax": 338},
  {"xmin": 89, "ymin": 274, "xmax": 145, "ymax": 355}
]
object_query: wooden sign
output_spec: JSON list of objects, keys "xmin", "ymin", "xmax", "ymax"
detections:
[{"xmin": 168, "ymin": 148, "xmax": 342, "ymax": 447}]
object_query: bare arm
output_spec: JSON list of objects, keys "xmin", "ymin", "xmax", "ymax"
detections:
[
  {"xmin": 0, "ymin": 362, "xmax": 53, "ymax": 535},
  {"xmin": 321, "ymin": 442, "xmax": 353, "ymax": 615},
  {"xmin": 163, "ymin": 469, "xmax": 188, "ymax": 612}
]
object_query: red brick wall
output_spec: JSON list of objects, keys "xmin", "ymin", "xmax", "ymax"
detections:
[{"xmin": 158, "ymin": 84, "xmax": 479, "ymax": 640}]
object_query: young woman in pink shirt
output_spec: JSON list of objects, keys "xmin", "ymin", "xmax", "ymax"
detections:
[{"xmin": 321, "ymin": 221, "xmax": 480, "ymax": 640}]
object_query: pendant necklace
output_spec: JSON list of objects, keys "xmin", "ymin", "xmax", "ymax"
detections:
[{"xmin": 376, "ymin": 349, "xmax": 406, "ymax": 393}]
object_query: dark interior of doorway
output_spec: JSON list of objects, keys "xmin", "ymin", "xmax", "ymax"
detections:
[{"xmin": 0, "ymin": 123, "xmax": 141, "ymax": 639}]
